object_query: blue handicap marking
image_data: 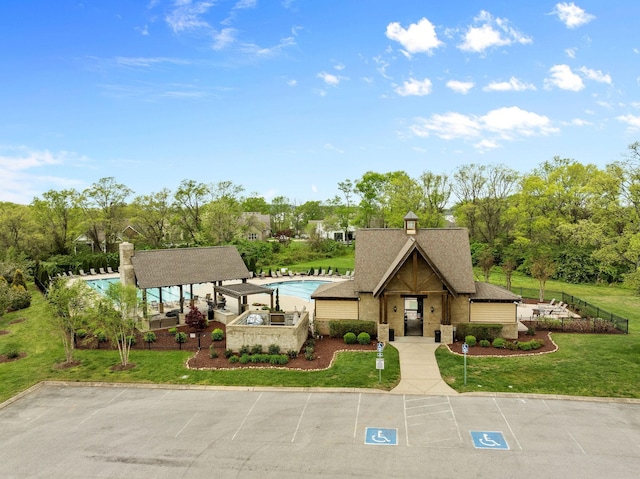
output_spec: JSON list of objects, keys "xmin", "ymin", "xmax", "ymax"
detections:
[
  {"xmin": 470, "ymin": 431, "xmax": 509, "ymax": 450},
  {"xmin": 365, "ymin": 427, "xmax": 398, "ymax": 446}
]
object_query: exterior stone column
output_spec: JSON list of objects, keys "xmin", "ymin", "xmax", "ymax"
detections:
[
  {"xmin": 119, "ymin": 242, "xmax": 136, "ymax": 287},
  {"xmin": 440, "ymin": 324, "xmax": 453, "ymax": 344},
  {"xmin": 378, "ymin": 323, "xmax": 389, "ymax": 343}
]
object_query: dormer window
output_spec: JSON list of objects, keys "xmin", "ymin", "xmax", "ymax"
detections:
[{"xmin": 404, "ymin": 211, "xmax": 418, "ymax": 235}]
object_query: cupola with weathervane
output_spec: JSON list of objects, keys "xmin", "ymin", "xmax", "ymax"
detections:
[{"xmin": 404, "ymin": 211, "xmax": 419, "ymax": 235}]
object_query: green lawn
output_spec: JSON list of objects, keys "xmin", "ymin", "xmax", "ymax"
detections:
[
  {"xmin": 436, "ymin": 268, "xmax": 640, "ymax": 398},
  {"xmin": 0, "ymin": 285, "xmax": 399, "ymax": 403}
]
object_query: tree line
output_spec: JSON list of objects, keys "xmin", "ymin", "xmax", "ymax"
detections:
[{"xmin": 2, "ymin": 142, "xmax": 640, "ymax": 292}]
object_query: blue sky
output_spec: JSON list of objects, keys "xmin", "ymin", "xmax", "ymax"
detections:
[{"xmin": 1, "ymin": 1, "xmax": 639, "ymax": 204}]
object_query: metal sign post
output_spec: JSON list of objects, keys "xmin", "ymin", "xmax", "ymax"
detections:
[
  {"xmin": 462, "ymin": 342, "xmax": 469, "ymax": 386},
  {"xmin": 376, "ymin": 342, "xmax": 384, "ymax": 383}
]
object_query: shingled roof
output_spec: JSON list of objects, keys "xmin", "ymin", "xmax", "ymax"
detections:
[
  {"xmin": 311, "ymin": 279, "xmax": 358, "ymax": 300},
  {"xmin": 471, "ymin": 282, "xmax": 521, "ymax": 302},
  {"xmin": 354, "ymin": 228, "xmax": 476, "ymax": 295},
  {"xmin": 131, "ymin": 246, "xmax": 250, "ymax": 289}
]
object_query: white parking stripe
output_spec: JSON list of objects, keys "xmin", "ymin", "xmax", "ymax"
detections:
[
  {"xmin": 231, "ymin": 392, "xmax": 262, "ymax": 441},
  {"xmin": 291, "ymin": 393, "xmax": 311, "ymax": 443},
  {"xmin": 494, "ymin": 398, "xmax": 522, "ymax": 451}
]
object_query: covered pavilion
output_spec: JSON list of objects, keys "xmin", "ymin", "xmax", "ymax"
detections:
[{"xmin": 121, "ymin": 243, "xmax": 273, "ymax": 315}]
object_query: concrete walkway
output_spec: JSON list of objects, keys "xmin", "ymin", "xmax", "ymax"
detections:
[{"xmin": 390, "ymin": 336, "xmax": 458, "ymax": 396}]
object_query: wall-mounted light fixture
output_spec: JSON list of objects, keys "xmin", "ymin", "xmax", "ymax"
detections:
[
  {"xmin": 430, "ymin": 306, "xmax": 435, "ymax": 313},
  {"xmin": 393, "ymin": 305, "xmax": 397, "ymax": 313}
]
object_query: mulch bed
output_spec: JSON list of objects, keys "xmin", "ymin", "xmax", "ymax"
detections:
[
  {"xmin": 77, "ymin": 321, "xmax": 377, "ymax": 370},
  {"xmin": 447, "ymin": 330, "xmax": 557, "ymax": 357},
  {"xmin": 0, "ymin": 352, "xmax": 27, "ymax": 363}
]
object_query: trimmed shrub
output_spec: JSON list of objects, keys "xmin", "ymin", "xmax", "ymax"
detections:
[
  {"xmin": 239, "ymin": 345, "xmax": 250, "ymax": 355},
  {"xmin": 357, "ymin": 332, "xmax": 371, "ymax": 345},
  {"xmin": 9, "ymin": 285, "xmax": 31, "ymax": 311},
  {"xmin": 175, "ymin": 332, "xmax": 187, "ymax": 349},
  {"xmin": 305, "ymin": 346, "xmax": 314, "ymax": 360},
  {"xmin": 518, "ymin": 339, "xmax": 544, "ymax": 351},
  {"xmin": 224, "ymin": 348, "xmax": 234, "ymax": 358},
  {"xmin": 455, "ymin": 323, "xmax": 503, "ymax": 342},
  {"xmin": 343, "ymin": 332, "xmax": 357, "ymax": 344},
  {"xmin": 143, "ymin": 331, "xmax": 156, "ymax": 345},
  {"xmin": 464, "ymin": 335, "xmax": 477, "ymax": 347},
  {"xmin": 492, "ymin": 337, "xmax": 506, "ymax": 349},
  {"xmin": 479, "ymin": 339, "xmax": 490, "ymax": 347},
  {"xmin": 268, "ymin": 344, "xmax": 281, "ymax": 355},
  {"xmin": 287, "ymin": 349, "xmax": 298, "ymax": 359},
  {"xmin": 251, "ymin": 344, "xmax": 263, "ymax": 355},
  {"xmin": 211, "ymin": 328, "xmax": 224, "ymax": 341},
  {"xmin": 239, "ymin": 354, "xmax": 250, "ymax": 364},
  {"xmin": 3, "ymin": 343, "xmax": 20, "ymax": 359},
  {"xmin": 526, "ymin": 326, "xmax": 536, "ymax": 336},
  {"xmin": 329, "ymin": 320, "xmax": 377, "ymax": 339},
  {"xmin": 168, "ymin": 327, "xmax": 177, "ymax": 335},
  {"xmin": 270, "ymin": 355, "xmax": 289, "ymax": 365},
  {"xmin": 228, "ymin": 355, "xmax": 239, "ymax": 363},
  {"xmin": 209, "ymin": 345, "xmax": 218, "ymax": 359},
  {"xmin": 504, "ymin": 341, "xmax": 519, "ymax": 350}
]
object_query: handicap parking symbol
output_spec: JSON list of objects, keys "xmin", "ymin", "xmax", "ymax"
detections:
[
  {"xmin": 470, "ymin": 431, "xmax": 509, "ymax": 450},
  {"xmin": 365, "ymin": 427, "xmax": 398, "ymax": 446}
]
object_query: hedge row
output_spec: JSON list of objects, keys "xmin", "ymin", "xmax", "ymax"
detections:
[
  {"xmin": 455, "ymin": 323, "xmax": 503, "ymax": 341},
  {"xmin": 329, "ymin": 320, "xmax": 376, "ymax": 338}
]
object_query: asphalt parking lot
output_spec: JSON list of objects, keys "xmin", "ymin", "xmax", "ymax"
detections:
[{"xmin": 1, "ymin": 383, "xmax": 639, "ymax": 478}]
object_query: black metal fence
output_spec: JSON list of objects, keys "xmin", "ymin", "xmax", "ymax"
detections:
[{"xmin": 510, "ymin": 287, "xmax": 629, "ymax": 334}]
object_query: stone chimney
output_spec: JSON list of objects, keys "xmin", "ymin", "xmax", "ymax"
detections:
[{"xmin": 119, "ymin": 242, "xmax": 136, "ymax": 287}]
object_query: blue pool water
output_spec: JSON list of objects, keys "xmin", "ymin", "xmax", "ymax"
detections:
[
  {"xmin": 264, "ymin": 280, "xmax": 330, "ymax": 301},
  {"xmin": 84, "ymin": 277, "xmax": 190, "ymax": 303}
]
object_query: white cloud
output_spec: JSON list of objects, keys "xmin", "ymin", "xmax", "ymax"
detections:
[
  {"xmin": 111, "ymin": 56, "xmax": 191, "ymax": 68},
  {"xmin": 324, "ymin": 143, "xmax": 344, "ymax": 154},
  {"xmin": 241, "ymin": 36, "xmax": 296, "ymax": 56},
  {"xmin": 286, "ymin": 78, "xmax": 297, "ymax": 86},
  {"xmin": 234, "ymin": 0, "xmax": 256, "ymax": 9},
  {"xmin": 544, "ymin": 64, "xmax": 584, "ymax": 91},
  {"xmin": 212, "ymin": 28, "xmax": 237, "ymax": 50},
  {"xmin": 333, "ymin": 63, "xmax": 345, "ymax": 71},
  {"xmin": 411, "ymin": 112, "xmax": 482, "ymax": 140},
  {"xmin": 551, "ymin": 2, "xmax": 595, "ymax": 29},
  {"xmin": 569, "ymin": 118, "xmax": 593, "ymax": 126},
  {"xmin": 136, "ymin": 25, "xmax": 150, "ymax": 36},
  {"xmin": 0, "ymin": 146, "xmax": 87, "ymax": 204},
  {"xmin": 458, "ymin": 10, "xmax": 532, "ymax": 54},
  {"xmin": 565, "ymin": 47, "xmax": 577, "ymax": 58},
  {"xmin": 317, "ymin": 71, "xmax": 341, "ymax": 86},
  {"xmin": 165, "ymin": 0, "xmax": 215, "ymax": 34},
  {"xmin": 410, "ymin": 106, "xmax": 557, "ymax": 148},
  {"xmin": 395, "ymin": 78, "xmax": 433, "ymax": 96},
  {"xmin": 446, "ymin": 80, "xmax": 475, "ymax": 94},
  {"xmin": 483, "ymin": 77, "xmax": 536, "ymax": 92},
  {"xmin": 617, "ymin": 114, "xmax": 640, "ymax": 130},
  {"xmin": 578, "ymin": 66, "xmax": 612, "ymax": 85},
  {"xmin": 474, "ymin": 139, "xmax": 500, "ymax": 151},
  {"xmin": 385, "ymin": 17, "xmax": 443, "ymax": 56}
]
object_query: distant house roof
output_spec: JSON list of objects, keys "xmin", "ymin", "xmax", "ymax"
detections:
[
  {"xmin": 354, "ymin": 228, "xmax": 476, "ymax": 296},
  {"xmin": 311, "ymin": 280, "xmax": 358, "ymax": 300},
  {"xmin": 131, "ymin": 246, "xmax": 250, "ymax": 289},
  {"xmin": 471, "ymin": 282, "xmax": 521, "ymax": 302}
]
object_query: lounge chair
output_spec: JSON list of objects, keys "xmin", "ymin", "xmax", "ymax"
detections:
[
  {"xmin": 342, "ymin": 270, "xmax": 351, "ymax": 278},
  {"xmin": 288, "ymin": 271, "xmax": 294, "ymax": 278},
  {"xmin": 90, "ymin": 268, "xmax": 97, "ymax": 275},
  {"xmin": 107, "ymin": 267, "xmax": 114, "ymax": 274},
  {"xmin": 320, "ymin": 269, "xmax": 326, "ymax": 276},
  {"xmin": 79, "ymin": 269, "xmax": 87, "ymax": 276},
  {"xmin": 327, "ymin": 269, "xmax": 333, "ymax": 276},
  {"xmin": 313, "ymin": 269, "xmax": 320, "ymax": 276},
  {"xmin": 99, "ymin": 267, "xmax": 107, "ymax": 274}
]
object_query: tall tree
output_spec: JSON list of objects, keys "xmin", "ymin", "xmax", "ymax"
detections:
[
  {"xmin": 31, "ymin": 189, "xmax": 80, "ymax": 255},
  {"xmin": 419, "ymin": 172, "xmax": 451, "ymax": 227},
  {"xmin": 172, "ymin": 179, "xmax": 211, "ymax": 244},
  {"xmin": 354, "ymin": 171, "xmax": 390, "ymax": 228},
  {"xmin": 130, "ymin": 188, "xmax": 172, "ymax": 248},
  {"xmin": 47, "ymin": 278, "xmax": 93, "ymax": 365},
  {"xmin": 206, "ymin": 181, "xmax": 244, "ymax": 244},
  {"xmin": 79, "ymin": 177, "xmax": 133, "ymax": 253},
  {"xmin": 100, "ymin": 282, "xmax": 142, "ymax": 367}
]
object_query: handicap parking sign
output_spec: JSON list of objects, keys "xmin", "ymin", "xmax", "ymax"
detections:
[
  {"xmin": 365, "ymin": 427, "xmax": 398, "ymax": 446},
  {"xmin": 470, "ymin": 431, "xmax": 509, "ymax": 450}
]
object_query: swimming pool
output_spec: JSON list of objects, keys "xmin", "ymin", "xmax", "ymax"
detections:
[
  {"xmin": 264, "ymin": 280, "xmax": 330, "ymax": 301},
  {"xmin": 84, "ymin": 277, "xmax": 190, "ymax": 303}
]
